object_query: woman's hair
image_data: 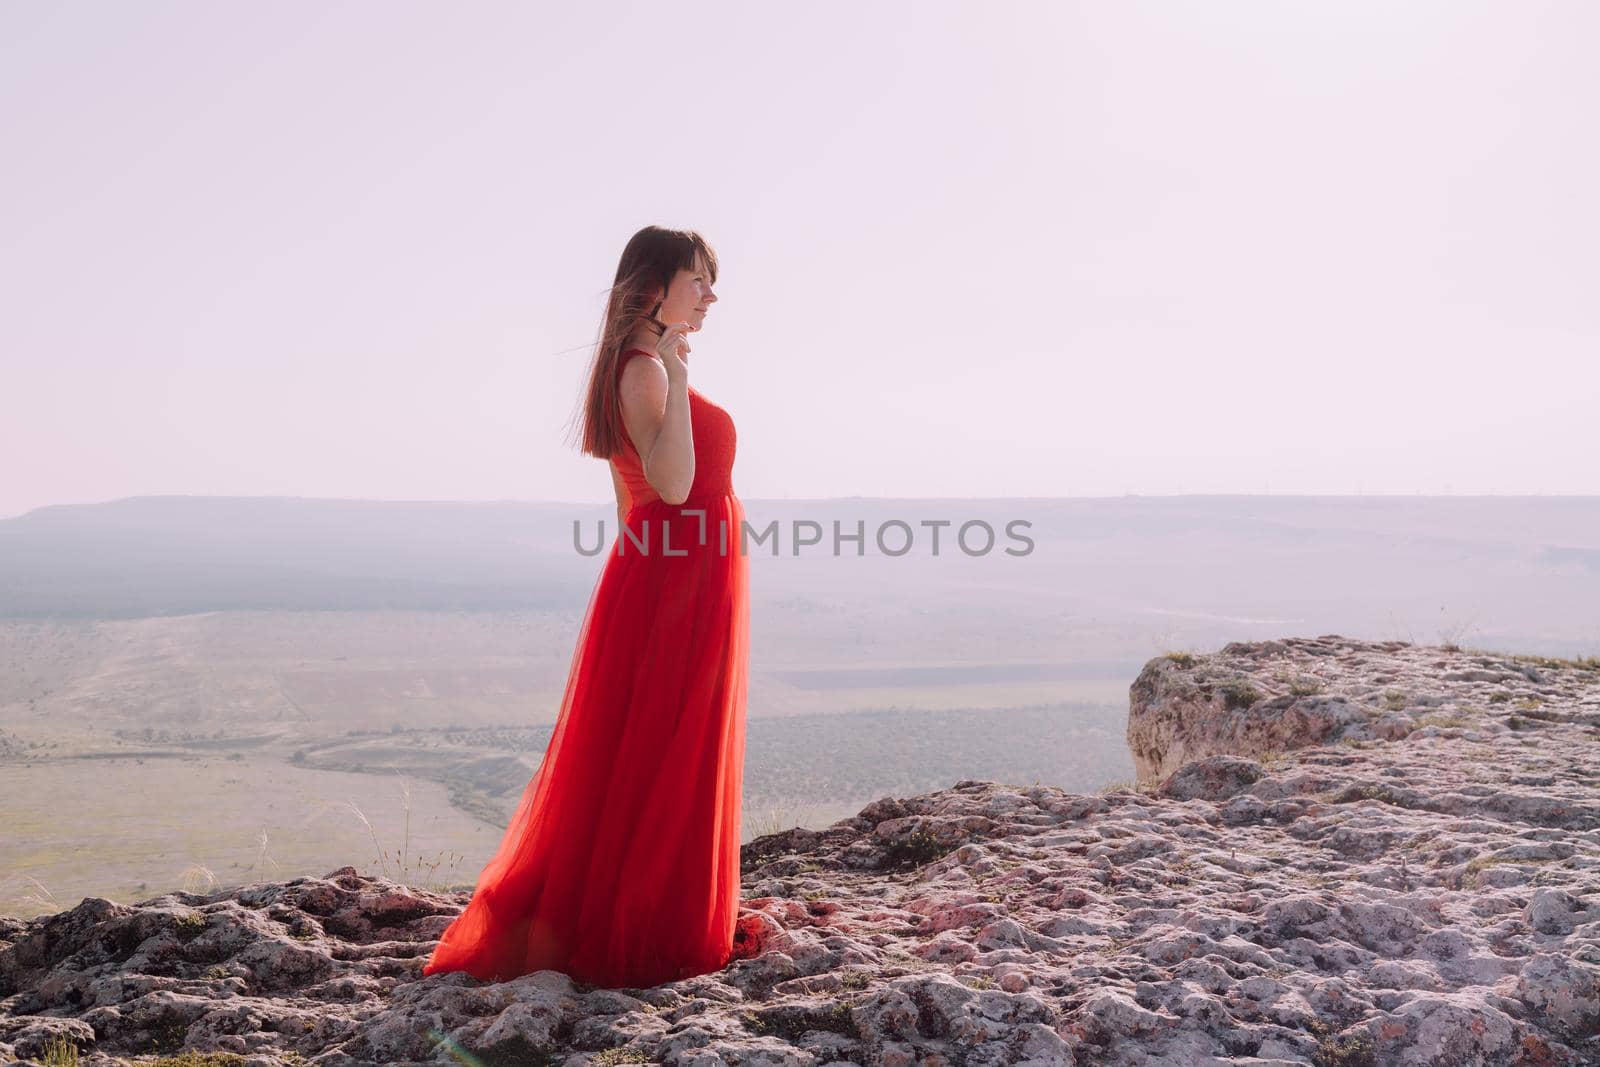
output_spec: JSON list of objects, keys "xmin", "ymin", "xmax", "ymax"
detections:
[{"xmin": 570, "ymin": 225, "xmax": 719, "ymax": 460}]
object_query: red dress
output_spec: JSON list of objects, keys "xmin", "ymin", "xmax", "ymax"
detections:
[{"xmin": 422, "ymin": 346, "xmax": 749, "ymax": 988}]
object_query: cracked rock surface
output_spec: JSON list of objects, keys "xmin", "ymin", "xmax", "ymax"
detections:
[{"xmin": 4, "ymin": 635, "xmax": 1600, "ymax": 1065}]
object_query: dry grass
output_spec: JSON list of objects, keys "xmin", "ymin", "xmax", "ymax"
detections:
[
  {"xmin": 1459, "ymin": 645, "xmax": 1600, "ymax": 672},
  {"xmin": 39, "ymin": 1035, "xmax": 79, "ymax": 1067},
  {"xmin": 745, "ymin": 800, "xmax": 836, "ymax": 840},
  {"xmin": 346, "ymin": 773, "xmax": 465, "ymax": 892},
  {"xmin": 1098, "ymin": 777, "xmax": 1161, "ymax": 796}
]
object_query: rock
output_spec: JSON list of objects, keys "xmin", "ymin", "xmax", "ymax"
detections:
[{"xmin": 1159, "ymin": 755, "xmax": 1266, "ymax": 801}]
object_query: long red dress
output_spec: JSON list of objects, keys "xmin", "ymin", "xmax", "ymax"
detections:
[{"xmin": 422, "ymin": 346, "xmax": 749, "ymax": 988}]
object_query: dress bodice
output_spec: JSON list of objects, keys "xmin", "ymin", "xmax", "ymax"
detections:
[{"xmin": 611, "ymin": 347, "xmax": 738, "ymax": 507}]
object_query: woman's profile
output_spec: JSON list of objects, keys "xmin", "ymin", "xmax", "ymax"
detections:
[{"xmin": 421, "ymin": 225, "xmax": 749, "ymax": 988}]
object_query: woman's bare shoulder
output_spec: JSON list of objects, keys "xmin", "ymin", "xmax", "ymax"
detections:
[{"xmin": 618, "ymin": 347, "xmax": 666, "ymax": 392}]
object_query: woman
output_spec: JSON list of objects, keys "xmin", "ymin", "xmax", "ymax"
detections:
[{"xmin": 421, "ymin": 226, "xmax": 749, "ymax": 988}]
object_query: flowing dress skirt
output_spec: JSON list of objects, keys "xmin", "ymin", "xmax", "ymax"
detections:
[{"xmin": 422, "ymin": 492, "xmax": 749, "ymax": 988}]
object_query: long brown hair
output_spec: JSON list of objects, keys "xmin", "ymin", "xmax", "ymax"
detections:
[{"xmin": 569, "ymin": 226, "xmax": 719, "ymax": 460}]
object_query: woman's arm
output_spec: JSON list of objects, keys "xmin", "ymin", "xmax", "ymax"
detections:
[{"xmin": 618, "ymin": 353, "xmax": 695, "ymax": 505}]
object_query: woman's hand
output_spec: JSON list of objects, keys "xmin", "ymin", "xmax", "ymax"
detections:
[{"xmin": 654, "ymin": 321, "xmax": 692, "ymax": 384}]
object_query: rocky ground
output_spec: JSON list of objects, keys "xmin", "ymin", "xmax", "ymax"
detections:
[{"xmin": 4, "ymin": 635, "xmax": 1600, "ymax": 1066}]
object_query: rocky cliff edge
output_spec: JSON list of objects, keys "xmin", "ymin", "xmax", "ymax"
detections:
[{"xmin": 3, "ymin": 635, "xmax": 1599, "ymax": 1066}]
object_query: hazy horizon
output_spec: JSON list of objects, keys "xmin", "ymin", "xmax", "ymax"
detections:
[
  {"xmin": 4, "ymin": 2, "xmax": 1596, "ymax": 518},
  {"xmin": 6, "ymin": 494, "xmax": 1598, "ymax": 660},
  {"xmin": 8, "ymin": 487, "xmax": 1600, "ymax": 525}
]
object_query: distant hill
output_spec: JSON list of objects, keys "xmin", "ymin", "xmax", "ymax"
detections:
[
  {"xmin": 0, "ymin": 496, "xmax": 602, "ymax": 617},
  {"xmin": 4, "ymin": 495, "xmax": 1600, "ymax": 661}
]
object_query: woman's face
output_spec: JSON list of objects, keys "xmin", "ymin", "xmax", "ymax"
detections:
[{"xmin": 660, "ymin": 255, "xmax": 717, "ymax": 332}]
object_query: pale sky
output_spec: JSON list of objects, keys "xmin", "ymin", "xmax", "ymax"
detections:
[{"xmin": 2, "ymin": 1, "xmax": 1596, "ymax": 520}]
